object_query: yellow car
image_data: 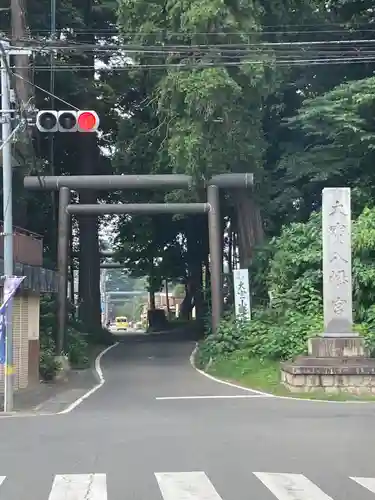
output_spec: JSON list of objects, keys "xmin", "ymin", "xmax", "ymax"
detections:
[{"xmin": 115, "ymin": 316, "xmax": 129, "ymax": 331}]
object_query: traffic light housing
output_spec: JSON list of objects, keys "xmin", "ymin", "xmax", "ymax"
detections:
[{"xmin": 36, "ymin": 110, "xmax": 99, "ymax": 132}]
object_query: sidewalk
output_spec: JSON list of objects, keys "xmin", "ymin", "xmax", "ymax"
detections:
[{"xmin": 0, "ymin": 345, "xmax": 104, "ymax": 414}]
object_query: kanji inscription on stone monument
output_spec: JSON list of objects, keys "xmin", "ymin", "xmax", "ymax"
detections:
[{"xmin": 322, "ymin": 187, "xmax": 356, "ymax": 336}]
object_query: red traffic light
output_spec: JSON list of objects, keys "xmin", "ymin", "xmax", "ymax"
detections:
[
  {"xmin": 35, "ymin": 109, "xmax": 99, "ymax": 132},
  {"xmin": 77, "ymin": 111, "xmax": 99, "ymax": 132}
]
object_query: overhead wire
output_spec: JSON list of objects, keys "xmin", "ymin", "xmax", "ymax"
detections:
[
  {"xmin": 8, "ymin": 50, "xmax": 375, "ymax": 72},
  {"xmin": 8, "ymin": 38, "xmax": 375, "ymax": 51},
  {"xmin": 7, "ymin": 21, "xmax": 375, "ymax": 35},
  {"xmin": 3, "ymin": 26, "xmax": 375, "ymax": 118},
  {"xmin": 11, "ymin": 71, "xmax": 79, "ymax": 109},
  {"xmin": 4, "ymin": 34, "xmax": 375, "ymax": 73}
]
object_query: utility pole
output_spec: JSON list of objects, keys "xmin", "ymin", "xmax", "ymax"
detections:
[
  {"xmin": 1, "ymin": 41, "xmax": 14, "ymax": 412},
  {"xmin": 11, "ymin": 0, "xmax": 30, "ymax": 105},
  {"xmin": 1, "ymin": 41, "xmax": 30, "ymax": 412}
]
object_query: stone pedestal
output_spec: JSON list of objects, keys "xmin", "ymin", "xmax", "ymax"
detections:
[
  {"xmin": 281, "ymin": 355, "xmax": 375, "ymax": 395},
  {"xmin": 281, "ymin": 335, "xmax": 375, "ymax": 394},
  {"xmin": 308, "ymin": 336, "xmax": 368, "ymax": 358}
]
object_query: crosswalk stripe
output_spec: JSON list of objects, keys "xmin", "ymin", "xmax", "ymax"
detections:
[
  {"xmin": 155, "ymin": 471, "xmax": 223, "ymax": 500},
  {"xmin": 48, "ymin": 473, "xmax": 107, "ymax": 500},
  {"xmin": 253, "ymin": 472, "xmax": 334, "ymax": 499},
  {"xmin": 350, "ymin": 477, "xmax": 375, "ymax": 494}
]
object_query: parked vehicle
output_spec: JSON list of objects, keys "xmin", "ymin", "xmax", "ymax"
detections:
[{"xmin": 115, "ymin": 316, "xmax": 129, "ymax": 331}]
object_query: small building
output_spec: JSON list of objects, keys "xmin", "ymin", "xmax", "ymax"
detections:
[
  {"xmin": 153, "ymin": 291, "xmax": 183, "ymax": 315},
  {"xmin": 0, "ymin": 224, "xmax": 58, "ymax": 391}
]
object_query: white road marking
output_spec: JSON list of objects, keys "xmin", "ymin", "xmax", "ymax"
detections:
[
  {"xmin": 254, "ymin": 472, "xmax": 334, "ymax": 499},
  {"xmin": 350, "ymin": 476, "xmax": 375, "ymax": 493},
  {"xmin": 189, "ymin": 345, "xmax": 273, "ymax": 397},
  {"xmin": 48, "ymin": 474, "xmax": 107, "ymax": 500},
  {"xmin": 0, "ymin": 477, "xmax": 5, "ymax": 487},
  {"xmin": 58, "ymin": 343, "xmax": 119, "ymax": 414},
  {"xmin": 190, "ymin": 343, "xmax": 375, "ymax": 404},
  {"xmin": 155, "ymin": 471, "xmax": 223, "ymax": 500},
  {"xmin": 155, "ymin": 394, "xmax": 268, "ymax": 400}
]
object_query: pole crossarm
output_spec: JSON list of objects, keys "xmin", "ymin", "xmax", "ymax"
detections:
[
  {"xmin": 24, "ymin": 174, "xmax": 193, "ymax": 191},
  {"xmin": 66, "ymin": 203, "xmax": 210, "ymax": 215}
]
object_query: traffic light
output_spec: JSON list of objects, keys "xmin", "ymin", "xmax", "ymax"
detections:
[{"xmin": 36, "ymin": 110, "xmax": 99, "ymax": 132}]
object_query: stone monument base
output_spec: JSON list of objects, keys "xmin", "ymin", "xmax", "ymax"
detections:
[
  {"xmin": 308, "ymin": 336, "xmax": 368, "ymax": 357},
  {"xmin": 281, "ymin": 336, "xmax": 375, "ymax": 395}
]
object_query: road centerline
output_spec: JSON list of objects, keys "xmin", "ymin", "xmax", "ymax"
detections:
[{"xmin": 155, "ymin": 394, "xmax": 270, "ymax": 400}]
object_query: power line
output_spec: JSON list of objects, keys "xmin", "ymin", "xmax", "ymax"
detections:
[
  {"xmin": 9, "ymin": 38, "xmax": 375, "ymax": 51},
  {"xmin": 11, "ymin": 71, "xmax": 79, "ymax": 109},
  {"xmin": 10, "ymin": 56, "xmax": 375, "ymax": 72},
  {"xmin": 8, "ymin": 22, "xmax": 375, "ymax": 34},
  {"xmin": 10, "ymin": 47, "xmax": 375, "ymax": 60}
]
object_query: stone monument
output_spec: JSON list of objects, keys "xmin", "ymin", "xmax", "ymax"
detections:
[{"xmin": 281, "ymin": 187, "xmax": 375, "ymax": 394}]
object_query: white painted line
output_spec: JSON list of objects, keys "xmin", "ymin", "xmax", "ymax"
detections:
[
  {"xmin": 0, "ymin": 477, "xmax": 6, "ymax": 487},
  {"xmin": 350, "ymin": 476, "xmax": 375, "ymax": 493},
  {"xmin": 254, "ymin": 472, "xmax": 333, "ymax": 500},
  {"xmin": 155, "ymin": 471, "xmax": 223, "ymax": 500},
  {"xmin": 189, "ymin": 344, "xmax": 275, "ymax": 396},
  {"xmin": 189, "ymin": 343, "xmax": 375, "ymax": 405},
  {"xmin": 155, "ymin": 394, "xmax": 268, "ymax": 400},
  {"xmin": 48, "ymin": 474, "xmax": 107, "ymax": 499},
  {"xmin": 58, "ymin": 342, "xmax": 119, "ymax": 415}
]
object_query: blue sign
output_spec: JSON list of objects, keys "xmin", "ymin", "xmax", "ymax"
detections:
[{"xmin": 0, "ymin": 276, "xmax": 26, "ymax": 364}]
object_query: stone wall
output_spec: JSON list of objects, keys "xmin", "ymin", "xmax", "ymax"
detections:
[{"xmin": 281, "ymin": 367, "xmax": 375, "ymax": 395}]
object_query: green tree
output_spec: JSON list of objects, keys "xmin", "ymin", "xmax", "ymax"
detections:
[{"xmin": 278, "ymin": 76, "xmax": 375, "ymax": 221}]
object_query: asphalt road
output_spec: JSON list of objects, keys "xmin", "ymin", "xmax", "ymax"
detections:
[{"xmin": 0, "ymin": 330, "xmax": 375, "ymax": 499}]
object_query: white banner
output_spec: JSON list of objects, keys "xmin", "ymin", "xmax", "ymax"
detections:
[{"xmin": 233, "ymin": 269, "xmax": 251, "ymax": 320}]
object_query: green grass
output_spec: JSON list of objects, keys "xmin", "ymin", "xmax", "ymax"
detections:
[{"xmin": 205, "ymin": 356, "xmax": 375, "ymax": 401}]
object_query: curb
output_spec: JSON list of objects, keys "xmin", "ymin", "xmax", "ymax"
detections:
[
  {"xmin": 189, "ymin": 342, "xmax": 375, "ymax": 405},
  {"xmin": 1, "ymin": 342, "xmax": 120, "ymax": 418},
  {"xmin": 57, "ymin": 342, "xmax": 119, "ymax": 414}
]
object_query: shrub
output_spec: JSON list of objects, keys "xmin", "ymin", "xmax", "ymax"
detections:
[
  {"xmin": 65, "ymin": 327, "xmax": 89, "ymax": 368},
  {"xmin": 38, "ymin": 295, "xmax": 108, "ymax": 378},
  {"xmin": 196, "ymin": 309, "xmax": 323, "ymax": 369},
  {"xmin": 39, "ymin": 326, "xmax": 60, "ymax": 381}
]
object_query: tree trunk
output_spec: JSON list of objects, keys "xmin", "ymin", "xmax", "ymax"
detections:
[
  {"xmin": 77, "ymin": 0, "xmax": 101, "ymax": 332},
  {"xmin": 165, "ymin": 280, "xmax": 170, "ymax": 315},
  {"xmin": 180, "ymin": 216, "xmax": 206, "ymax": 320},
  {"xmin": 78, "ymin": 194, "xmax": 101, "ymax": 330},
  {"xmin": 234, "ymin": 189, "xmax": 264, "ymax": 268},
  {"xmin": 149, "ymin": 291, "xmax": 156, "ymax": 310},
  {"xmin": 228, "ymin": 221, "xmax": 233, "ymax": 274}
]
